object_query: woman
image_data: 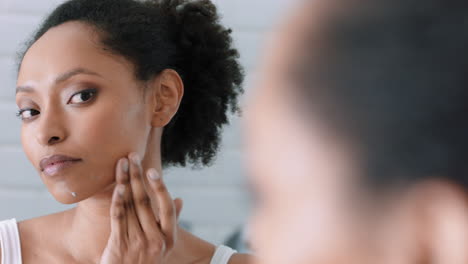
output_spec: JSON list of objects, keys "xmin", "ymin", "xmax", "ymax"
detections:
[
  {"xmin": 247, "ymin": 0, "xmax": 468, "ymax": 263},
  {"xmin": 0, "ymin": 0, "xmax": 249, "ymax": 263}
]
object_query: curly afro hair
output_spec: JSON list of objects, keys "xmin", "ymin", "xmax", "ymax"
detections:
[{"xmin": 18, "ymin": 0, "xmax": 244, "ymax": 167}]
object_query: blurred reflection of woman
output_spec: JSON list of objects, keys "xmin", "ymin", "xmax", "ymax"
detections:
[{"xmin": 247, "ymin": 0, "xmax": 468, "ymax": 263}]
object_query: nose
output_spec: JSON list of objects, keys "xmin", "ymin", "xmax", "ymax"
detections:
[{"xmin": 35, "ymin": 106, "xmax": 67, "ymax": 146}]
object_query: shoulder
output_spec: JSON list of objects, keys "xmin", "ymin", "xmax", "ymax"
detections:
[
  {"xmin": 18, "ymin": 213, "xmax": 61, "ymax": 240},
  {"xmin": 18, "ymin": 209, "xmax": 74, "ymax": 243},
  {"xmin": 18, "ymin": 208, "xmax": 73, "ymax": 233},
  {"xmin": 17, "ymin": 209, "xmax": 73, "ymax": 263},
  {"xmin": 228, "ymin": 253, "xmax": 254, "ymax": 264}
]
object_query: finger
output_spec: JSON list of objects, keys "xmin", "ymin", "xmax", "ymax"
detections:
[
  {"xmin": 128, "ymin": 153, "xmax": 161, "ymax": 238},
  {"xmin": 124, "ymin": 183, "xmax": 145, "ymax": 244},
  {"xmin": 122, "ymin": 154, "xmax": 145, "ymax": 243},
  {"xmin": 109, "ymin": 184, "xmax": 128, "ymax": 241},
  {"xmin": 110, "ymin": 158, "xmax": 130, "ymax": 240},
  {"xmin": 147, "ymin": 169, "xmax": 177, "ymax": 249},
  {"xmin": 174, "ymin": 198, "xmax": 183, "ymax": 220},
  {"xmin": 116, "ymin": 158, "xmax": 129, "ymax": 185}
]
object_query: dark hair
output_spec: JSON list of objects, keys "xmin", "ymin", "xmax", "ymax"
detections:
[
  {"xmin": 18, "ymin": 0, "xmax": 244, "ymax": 167},
  {"xmin": 295, "ymin": 0, "xmax": 468, "ymax": 190}
]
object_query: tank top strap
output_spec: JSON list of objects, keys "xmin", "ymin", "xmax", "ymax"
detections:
[
  {"xmin": 0, "ymin": 218, "xmax": 22, "ymax": 264},
  {"xmin": 210, "ymin": 245, "xmax": 237, "ymax": 264}
]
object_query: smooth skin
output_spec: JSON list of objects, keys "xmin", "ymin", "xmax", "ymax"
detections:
[{"xmin": 6, "ymin": 21, "xmax": 250, "ymax": 264}]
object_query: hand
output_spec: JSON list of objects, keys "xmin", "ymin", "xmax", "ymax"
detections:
[{"xmin": 100, "ymin": 153, "xmax": 183, "ymax": 264}]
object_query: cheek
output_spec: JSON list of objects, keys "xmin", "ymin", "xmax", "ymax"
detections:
[
  {"xmin": 76, "ymin": 100, "xmax": 148, "ymax": 154},
  {"xmin": 20, "ymin": 127, "xmax": 37, "ymax": 167},
  {"xmin": 57, "ymin": 100, "xmax": 149, "ymax": 195}
]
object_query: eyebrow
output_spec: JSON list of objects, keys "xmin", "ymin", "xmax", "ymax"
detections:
[{"xmin": 16, "ymin": 68, "xmax": 102, "ymax": 94}]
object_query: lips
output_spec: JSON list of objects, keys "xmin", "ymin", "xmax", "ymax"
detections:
[{"xmin": 40, "ymin": 154, "xmax": 82, "ymax": 176}]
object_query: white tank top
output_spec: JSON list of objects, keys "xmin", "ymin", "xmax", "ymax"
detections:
[
  {"xmin": 0, "ymin": 218, "xmax": 236, "ymax": 264},
  {"xmin": 0, "ymin": 219, "xmax": 22, "ymax": 264}
]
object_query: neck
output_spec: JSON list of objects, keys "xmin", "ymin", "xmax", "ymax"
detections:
[
  {"xmin": 62, "ymin": 128, "xmax": 164, "ymax": 262},
  {"xmin": 62, "ymin": 192, "xmax": 214, "ymax": 263},
  {"xmin": 64, "ymin": 191, "xmax": 113, "ymax": 263},
  {"xmin": 60, "ymin": 129, "xmax": 214, "ymax": 263}
]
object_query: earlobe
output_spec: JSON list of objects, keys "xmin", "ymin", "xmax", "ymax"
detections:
[{"xmin": 150, "ymin": 69, "xmax": 184, "ymax": 127}]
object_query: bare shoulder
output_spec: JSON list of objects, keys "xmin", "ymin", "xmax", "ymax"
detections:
[
  {"xmin": 229, "ymin": 253, "xmax": 254, "ymax": 264},
  {"xmin": 17, "ymin": 209, "xmax": 73, "ymax": 263},
  {"xmin": 19, "ymin": 208, "xmax": 74, "ymax": 241},
  {"xmin": 18, "ymin": 211, "xmax": 65, "ymax": 238},
  {"xmin": 18, "ymin": 208, "xmax": 73, "ymax": 231}
]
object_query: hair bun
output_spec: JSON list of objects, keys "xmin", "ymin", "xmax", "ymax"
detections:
[{"xmin": 155, "ymin": 0, "xmax": 244, "ymax": 166}]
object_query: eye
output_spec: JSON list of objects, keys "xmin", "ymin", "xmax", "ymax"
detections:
[
  {"xmin": 16, "ymin": 109, "xmax": 40, "ymax": 121},
  {"xmin": 68, "ymin": 89, "xmax": 97, "ymax": 104}
]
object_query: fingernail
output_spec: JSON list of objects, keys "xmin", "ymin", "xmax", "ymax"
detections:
[
  {"xmin": 121, "ymin": 158, "xmax": 129, "ymax": 173},
  {"xmin": 130, "ymin": 153, "xmax": 140, "ymax": 164},
  {"xmin": 147, "ymin": 168, "xmax": 161, "ymax": 181},
  {"xmin": 117, "ymin": 185, "xmax": 126, "ymax": 197}
]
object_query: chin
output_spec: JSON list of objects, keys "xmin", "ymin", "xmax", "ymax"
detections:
[
  {"xmin": 54, "ymin": 195, "xmax": 80, "ymax": 205},
  {"xmin": 50, "ymin": 180, "xmax": 115, "ymax": 205},
  {"xmin": 45, "ymin": 182, "xmax": 87, "ymax": 204},
  {"xmin": 48, "ymin": 189, "xmax": 82, "ymax": 204}
]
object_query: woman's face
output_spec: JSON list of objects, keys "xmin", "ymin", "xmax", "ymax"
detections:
[
  {"xmin": 245, "ymin": 5, "xmax": 374, "ymax": 264},
  {"xmin": 16, "ymin": 22, "xmax": 154, "ymax": 204}
]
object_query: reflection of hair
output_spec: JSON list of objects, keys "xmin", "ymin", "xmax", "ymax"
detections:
[
  {"xmin": 18, "ymin": 0, "xmax": 244, "ymax": 167},
  {"xmin": 295, "ymin": 0, "xmax": 468, "ymax": 190}
]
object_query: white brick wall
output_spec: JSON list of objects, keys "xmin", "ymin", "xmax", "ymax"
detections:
[{"xmin": 0, "ymin": 0, "xmax": 296, "ymax": 245}]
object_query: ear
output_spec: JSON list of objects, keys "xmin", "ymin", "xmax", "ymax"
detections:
[
  {"xmin": 149, "ymin": 69, "xmax": 184, "ymax": 127},
  {"xmin": 385, "ymin": 180, "xmax": 468, "ymax": 264},
  {"xmin": 174, "ymin": 197, "xmax": 184, "ymax": 220}
]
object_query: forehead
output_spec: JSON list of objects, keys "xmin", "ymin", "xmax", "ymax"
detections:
[
  {"xmin": 258, "ymin": 2, "xmax": 327, "ymax": 92},
  {"xmin": 247, "ymin": 0, "xmax": 361, "ymax": 178},
  {"xmin": 262, "ymin": 0, "xmax": 351, "ymax": 75},
  {"xmin": 18, "ymin": 21, "xmax": 131, "ymax": 85},
  {"xmin": 22, "ymin": 21, "xmax": 101, "ymax": 66}
]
